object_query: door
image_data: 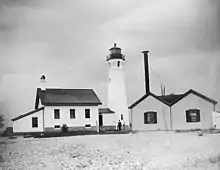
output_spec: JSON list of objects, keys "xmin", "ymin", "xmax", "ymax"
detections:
[{"xmin": 99, "ymin": 114, "xmax": 103, "ymax": 126}]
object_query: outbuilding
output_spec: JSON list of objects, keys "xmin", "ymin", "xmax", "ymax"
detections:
[
  {"xmin": 129, "ymin": 51, "xmax": 217, "ymax": 131},
  {"xmin": 129, "ymin": 89, "xmax": 217, "ymax": 131}
]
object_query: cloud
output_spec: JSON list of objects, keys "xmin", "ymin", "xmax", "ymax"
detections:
[{"xmin": 99, "ymin": 0, "xmax": 220, "ymax": 57}]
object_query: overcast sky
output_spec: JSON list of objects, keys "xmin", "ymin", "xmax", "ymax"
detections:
[{"xmin": 0, "ymin": 0, "xmax": 219, "ymax": 126}]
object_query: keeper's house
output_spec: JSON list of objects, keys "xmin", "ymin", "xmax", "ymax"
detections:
[{"xmin": 11, "ymin": 87, "xmax": 103, "ymax": 133}]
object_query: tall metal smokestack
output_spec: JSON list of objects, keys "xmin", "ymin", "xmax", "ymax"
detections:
[{"xmin": 142, "ymin": 51, "xmax": 150, "ymax": 94}]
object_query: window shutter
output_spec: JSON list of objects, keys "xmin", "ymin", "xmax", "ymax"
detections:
[
  {"xmin": 186, "ymin": 110, "xmax": 190, "ymax": 122},
  {"xmin": 70, "ymin": 109, "xmax": 75, "ymax": 119},
  {"xmin": 144, "ymin": 113, "xmax": 147, "ymax": 124},
  {"xmin": 54, "ymin": 109, "xmax": 60, "ymax": 119},
  {"xmin": 154, "ymin": 112, "xmax": 157, "ymax": 123},
  {"xmin": 144, "ymin": 112, "xmax": 157, "ymax": 124},
  {"xmin": 85, "ymin": 109, "xmax": 90, "ymax": 118},
  {"xmin": 186, "ymin": 109, "xmax": 200, "ymax": 122},
  {"xmin": 32, "ymin": 117, "xmax": 38, "ymax": 128},
  {"xmin": 196, "ymin": 110, "xmax": 200, "ymax": 122}
]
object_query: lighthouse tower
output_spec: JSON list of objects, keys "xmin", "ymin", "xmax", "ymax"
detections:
[{"xmin": 107, "ymin": 43, "xmax": 128, "ymax": 128}]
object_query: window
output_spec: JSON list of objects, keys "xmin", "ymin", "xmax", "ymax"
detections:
[
  {"xmin": 117, "ymin": 61, "xmax": 120, "ymax": 67},
  {"xmin": 85, "ymin": 124, "xmax": 91, "ymax": 127},
  {"xmin": 144, "ymin": 112, "xmax": 157, "ymax": 124},
  {"xmin": 85, "ymin": 109, "xmax": 90, "ymax": 118},
  {"xmin": 32, "ymin": 117, "xmax": 38, "ymax": 128},
  {"xmin": 54, "ymin": 109, "xmax": 60, "ymax": 119},
  {"xmin": 54, "ymin": 125, "xmax": 60, "ymax": 128},
  {"xmin": 70, "ymin": 109, "xmax": 75, "ymax": 119},
  {"xmin": 121, "ymin": 114, "xmax": 123, "ymax": 120},
  {"xmin": 186, "ymin": 109, "xmax": 200, "ymax": 122}
]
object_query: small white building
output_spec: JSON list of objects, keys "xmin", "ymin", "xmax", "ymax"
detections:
[
  {"xmin": 128, "ymin": 50, "xmax": 217, "ymax": 131},
  {"xmin": 98, "ymin": 108, "xmax": 116, "ymax": 131},
  {"xmin": 12, "ymin": 88, "xmax": 103, "ymax": 133},
  {"xmin": 129, "ymin": 89, "xmax": 217, "ymax": 131}
]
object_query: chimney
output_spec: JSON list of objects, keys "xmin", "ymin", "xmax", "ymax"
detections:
[
  {"xmin": 142, "ymin": 51, "xmax": 150, "ymax": 94},
  {"xmin": 160, "ymin": 84, "xmax": 166, "ymax": 96},
  {"xmin": 161, "ymin": 84, "xmax": 164, "ymax": 96},
  {"xmin": 40, "ymin": 75, "xmax": 46, "ymax": 90},
  {"xmin": 163, "ymin": 86, "xmax": 166, "ymax": 96}
]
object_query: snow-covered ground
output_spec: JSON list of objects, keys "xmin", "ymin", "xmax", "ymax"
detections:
[{"xmin": 1, "ymin": 131, "xmax": 220, "ymax": 170}]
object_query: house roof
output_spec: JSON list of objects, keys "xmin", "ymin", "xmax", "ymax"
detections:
[
  {"xmin": 128, "ymin": 89, "xmax": 217, "ymax": 109},
  {"xmin": 11, "ymin": 107, "xmax": 44, "ymax": 122},
  {"xmin": 99, "ymin": 108, "xmax": 115, "ymax": 114},
  {"xmin": 35, "ymin": 88, "xmax": 102, "ymax": 108}
]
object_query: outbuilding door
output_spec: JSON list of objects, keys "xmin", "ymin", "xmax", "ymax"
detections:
[{"xmin": 99, "ymin": 114, "xmax": 103, "ymax": 126}]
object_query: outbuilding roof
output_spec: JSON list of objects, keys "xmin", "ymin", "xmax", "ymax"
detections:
[
  {"xmin": 99, "ymin": 108, "xmax": 115, "ymax": 114},
  {"xmin": 35, "ymin": 88, "xmax": 102, "ymax": 108},
  {"xmin": 156, "ymin": 94, "xmax": 185, "ymax": 106},
  {"xmin": 128, "ymin": 92, "xmax": 171, "ymax": 109},
  {"xmin": 11, "ymin": 107, "xmax": 44, "ymax": 122},
  {"xmin": 128, "ymin": 89, "xmax": 217, "ymax": 109}
]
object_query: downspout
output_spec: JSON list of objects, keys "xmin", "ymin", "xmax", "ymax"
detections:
[
  {"xmin": 213, "ymin": 103, "xmax": 216, "ymax": 128},
  {"xmin": 130, "ymin": 108, "xmax": 133, "ymax": 130},
  {"xmin": 162, "ymin": 108, "xmax": 167, "ymax": 131},
  {"xmin": 169, "ymin": 106, "xmax": 173, "ymax": 130},
  {"xmin": 43, "ymin": 107, "xmax": 45, "ymax": 132}
]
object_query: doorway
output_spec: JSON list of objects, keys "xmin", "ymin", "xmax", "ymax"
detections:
[{"xmin": 99, "ymin": 114, "xmax": 103, "ymax": 126}]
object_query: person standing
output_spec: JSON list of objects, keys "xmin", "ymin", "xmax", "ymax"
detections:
[{"xmin": 118, "ymin": 120, "xmax": 122, "ymax": 131}]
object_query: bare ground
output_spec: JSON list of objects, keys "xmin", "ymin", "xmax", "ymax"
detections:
[{"xmin": 0, "ymin": 131, "xmax": 220, "ymax": 170}]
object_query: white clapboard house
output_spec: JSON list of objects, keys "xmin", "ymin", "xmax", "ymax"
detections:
[{"xmin": 11, "ymin": 87, "xmax": 105, "ymax": 133}]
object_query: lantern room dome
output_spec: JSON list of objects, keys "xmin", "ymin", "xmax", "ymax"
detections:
[
  {"xmin": 40, "ymin": 75, "xmax": 46, "ymax": 80},
  {"xmin": 106, "ymin": 43, "xmax": 125, "ymax": 61}
]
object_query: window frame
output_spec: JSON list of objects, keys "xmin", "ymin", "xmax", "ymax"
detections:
[
  {"xmin": 32, "ymin": 117, "xmax": 38, "ymax": 128},
  {"xmin": 85, "ymin": 109, "xmax": 90, "ymax": 118},
  {"xmin": 186, "ymin": 109, "xmax": 200, "ymax": 123},
  {"xmin": 70, "ymin": 109, "xmax": 76, "ymax": 119},
  {"xmin": 54, "ymin": 109, "xmax": 60, "ymax": 119},
  {"xmin": 144, "ymin": 111, "xmax": 157, "ymax": 124}
]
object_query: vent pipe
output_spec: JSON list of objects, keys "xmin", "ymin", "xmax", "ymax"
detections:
[{"xmin": 142, "ymin": 51, "xmax": 150, "ymax": 94}]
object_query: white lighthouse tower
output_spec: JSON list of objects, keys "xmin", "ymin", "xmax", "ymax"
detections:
[{"xmin": 107, "ymin": 43, "xmax": 129, "ymax": 129}]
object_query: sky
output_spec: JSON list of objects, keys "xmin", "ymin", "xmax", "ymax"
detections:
[{"xmin": 0, "ymin": 0, "xmax": 219, "ymax": 126}]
